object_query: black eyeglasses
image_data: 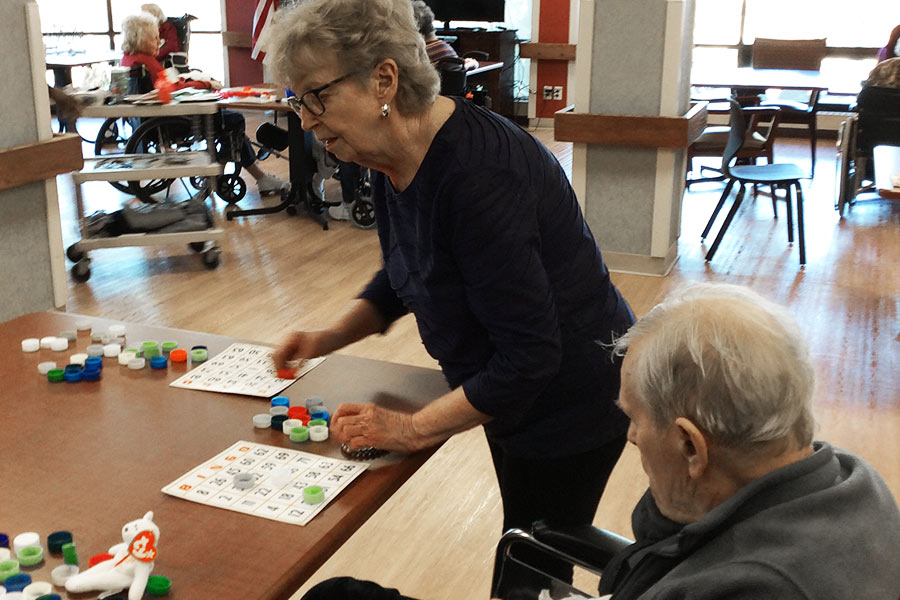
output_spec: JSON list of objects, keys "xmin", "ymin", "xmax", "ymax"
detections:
[{"xmin": 287, "ymin": 74, "xmax": 352, "ymax": 117}]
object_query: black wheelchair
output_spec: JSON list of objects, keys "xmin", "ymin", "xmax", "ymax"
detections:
[
  {"xmin": 834, "ymin": 85, "xmax": 900, "ymax": 216},
  {"xmin": 492, "ymin": 523, "xmax": 632, "ymax": 600}
]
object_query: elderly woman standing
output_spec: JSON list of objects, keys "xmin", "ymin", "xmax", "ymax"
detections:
[{"xmin": 269, "ymin": 0, "xmax": 634, "ymax": 583}]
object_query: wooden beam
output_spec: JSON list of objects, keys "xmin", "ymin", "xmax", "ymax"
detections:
[
  {"xmin": 0, "ymin": 134, "xmax": 83, "ymax": 192},
  {"xmin": 518, "ymin": 42, "xmax": 577, "ymax": 61},
  {"xmin": 222, "ymin": 31, "xmax": 252, "ymax": 48},
  {"xmin": 554, "ymin": 102, "xmax": 708, "ymax": 148}
]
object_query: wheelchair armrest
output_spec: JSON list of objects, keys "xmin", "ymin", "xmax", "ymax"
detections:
[
  {"xmin": 463, "ymin": 50, "xmax": 490, "ymax": 61},
  {"xmin": 531, "ymin": 521, "xmax": 633, "ymax": 571}
]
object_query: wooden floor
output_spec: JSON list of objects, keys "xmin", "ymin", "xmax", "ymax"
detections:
[{"xmin": 56, "ymin": 113, "xmax": 899, "ymax": 599}]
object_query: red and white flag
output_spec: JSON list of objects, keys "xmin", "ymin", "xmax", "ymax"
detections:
[{"xmin": 251, "ymin": 0, "xmax": 277, "ymax": 61}]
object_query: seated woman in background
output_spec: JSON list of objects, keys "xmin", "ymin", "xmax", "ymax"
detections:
[
  {"xmin": 141, "ymin": 3, "xmax": 180, "ymax": 63},
  {"xmin": 120, "ymin": 13, "xmax": 289, "ymax": 195},
  {"xmin": 410, "ymin": 0, "xmax": 478, "ymax": 69},
  {"xmin": 877, "ymin": 24, "xmax": 900, "ymax": 62}
]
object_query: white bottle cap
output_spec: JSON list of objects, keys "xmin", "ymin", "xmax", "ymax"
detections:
[
  {"xmin": 59, "ymin": 330, "xmax": 77, "ymax": 342},
  {"xmin": 269, "ymin": 406, "xmax": 289, "ymax": 416},
  {"xmin": 119, "ymin": 350, "xmax": 138, "ymax": 365},
  {"xmin": 128, "ymin": 357, "xmax": 146, "ymax": 370},
  {"xmin": 103, "ymin": 343, "xmax": 122, "ymax": 357},
  {"xmin": 40, "ymin": 336, "xmax": 56, "ymax": 349},
  {"xmin": 109, "ymin": 324, "xmax": 126, "ymax": 337},
  {"xmin": 37, "ymin": 362, "xmax": 57, "ymax": 374},
  {"xmin": 269, "ymin": 466, "xmax": 292, "ymax": 488},
  {"xmin": 22, "ymin": 581, "xmax": 52, "ymax": 599},
  {"xmin": 21, "ymin": 338, "xmax": 40, "ymax": 352},
  {"xmin": 86, "ymin": 344, "xmax": 105, "ymax": 357},
  {"xmin": 0, "ymin": 547, "xmax": 10, "ymax": 561},
  {"xmin": 252, "ymin": 414, "xmax": 272, "ymax": 428},
  {"xmin": 50, "ymin": 564, "xmax": 79, "ymax": 586},
  {"xmin": 309, "ymin": 425, "xmax": 329, "ymax": 442},
  {"xmin": 51, "ymin": 337, "xmax": 69, "ymax": 351},
  {"xmin": 75, "ymin": 320, "xmax": 91, "ymax": 331},
  {"xmin": 70, "ymin": 353, "xmax": 88, "ymax": 366},
  {"xmin": 282, "ymin": 418, "xmax": 303, "ymax": 434},
  {"xmin": 13, "ymin": 531, "xmax": 40, "ymax": 555}
]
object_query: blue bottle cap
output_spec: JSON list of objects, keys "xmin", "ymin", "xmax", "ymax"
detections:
[
  {"xmin": 36, "ymin": 594, "xmax": 63, "ymax": 600},
  {"xmin": 271, "ymin": 395, "xmax": 289, "ymax": 407},
  {"xmin": 150, "ymin": 356, "xmax": 168, "ymax": 369},
  {"xmin": 63, "ymin": 370, "xmax": 83, "ymax": 383},
  {"xmin": 84, "ymin": 356, "xmax": 103, "ymax": 370},
  {"xmin": 310, "ymin": 410, "xmax": 330, "ymax": 423},
  {"xmin": 4, "ymin": 572, "xmax": 32, "ymax": 591},
  {"xmin": 0, "ymin": 533, "xmax": 8, "ymax": 548},
  {"xmin": 64, "ymin": 364, "xmax": 83, "ymax": 373},
  {"xmin": 82, "ymin": 370, "xmax": 101, "ymax": 382}
]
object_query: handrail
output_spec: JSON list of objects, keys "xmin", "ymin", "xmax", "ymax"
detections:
[
  {"xmin": 0, "ymin": 133, "xmax": 83, "ymax": 192},
  {"xmin": 553, "ymin": 102, "xmax": 708, "ymax": 148}
]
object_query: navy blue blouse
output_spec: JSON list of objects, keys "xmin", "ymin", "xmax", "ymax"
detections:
[{"xmin": 360, "ymin": 99, "xmax": 633, "ymax": 458}]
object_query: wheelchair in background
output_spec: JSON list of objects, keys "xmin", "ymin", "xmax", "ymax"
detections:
[
  {"xmin": 492, "ymin": 523, "xmax": 632, "ymax": 600},
  {"xmin": 834, "ymin": 85, "xmax": 900, "ymax": 216}
]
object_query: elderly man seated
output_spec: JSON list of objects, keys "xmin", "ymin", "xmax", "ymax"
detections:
[
  {"xmin": 298, "ymin": 284, "xmax": 900, "ymax": 600},
  {"xmin": 597, "ymin": 283, "xmax": 900, "ymax": 599}
]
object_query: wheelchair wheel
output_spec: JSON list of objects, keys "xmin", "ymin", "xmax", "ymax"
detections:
[
  {"xmin": 216, "ymin": 174, "xmax": 247, "ymax": 204},
  {"xmin": 124, "ymin": 116, "xmax": 195, "ymax": 202},
  {"xmin": 350, "ymin": 199, "xmax": 376, "ymax": 229},
  {"xmin": 94, "ymin": 117, "xmax": 139, "ymax": 195}
]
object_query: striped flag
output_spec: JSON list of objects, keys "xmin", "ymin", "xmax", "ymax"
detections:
[{"xmin": 251, "ymin": 0, "xmax": 277, "ymax": 61}]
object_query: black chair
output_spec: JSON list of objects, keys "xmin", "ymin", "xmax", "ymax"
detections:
[
  {"xmin": 436, "ymin": 56, "xmax": 468, "ymax": 96},
  {"xmin": 701, "ymin": 99, "xmax": 808, "ymax": 265},
  {"xmin": 162, "ymin": 14, "xmax": 197, "ymax": 72},
  {"xmin": 492, "ymin": 523, "xmax": 632, "ymax": 600}
]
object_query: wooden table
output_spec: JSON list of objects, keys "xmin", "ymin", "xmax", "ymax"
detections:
[
  {"xmin": 1, "ymin": 311, "xmax": 449, "ymax": 599},
  {"xmin": 691, "ymin": 66, "xmax": 833, "ymax": 93},
  {"xmin": 873, "ymin": 145, "xmax": 900, "ymax": 200}
]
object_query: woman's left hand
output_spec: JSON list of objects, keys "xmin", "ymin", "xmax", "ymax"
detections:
[{"xmin": 331, "ymin": 403, "xmax": 422, "ymax": 453}]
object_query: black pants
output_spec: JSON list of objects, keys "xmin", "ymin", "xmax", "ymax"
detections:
[
  {"xmin": 301, "ymin": 577, "xmax": 418, "ymax": 600},
  {"xmin": 488, "ymin": 433, "xmax": 628, "ymax": 588}
]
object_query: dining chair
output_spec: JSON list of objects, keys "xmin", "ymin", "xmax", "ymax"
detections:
[
  {"xmin": 686, "ymin": 98, "xmax": 781, "ymax": 187},
  {"xmin": 752, "ymin": 38, "xmax": 827, "ymax": 176},
  {"xmin": 702, "ymin": 100, "xmax": 808, "ymax": 265}
]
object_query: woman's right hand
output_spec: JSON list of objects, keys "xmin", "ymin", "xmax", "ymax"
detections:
[{"xmin": 273, "ymin": 329, "xmax": 343, "ymax": 369}]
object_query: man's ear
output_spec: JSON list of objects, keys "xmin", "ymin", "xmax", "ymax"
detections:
[
  {"xmin": 674, "ymin": 417, "xmax": 709, "ymax": 480},
  {"xmin": 372, "ymin": 59, "xmax": 399, "ymax": 103}
]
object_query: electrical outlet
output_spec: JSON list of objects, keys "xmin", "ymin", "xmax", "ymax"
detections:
[
  {"xmin": 552, "ymin": 86, "xmax": 563, "ymax": 101},
  {"xmin": 542, "ymin": 86, "xmax": 554, "ymax": 100}
]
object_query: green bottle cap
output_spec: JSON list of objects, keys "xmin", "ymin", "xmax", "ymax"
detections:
[
  {"xmin": 62, "ymin": 542, "xmax": 79, "ymax": 566},
  {"xmin": 146, "ymin": 574, "xmax": 172, "ymax": 595}
]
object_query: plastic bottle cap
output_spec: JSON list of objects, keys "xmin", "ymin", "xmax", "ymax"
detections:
[
  {"xmin": 169, "ymin": 349, "xmax": 187, "ymax": 363},
  {"xmin": 190, "ymin": 348, "xmax": 207, "ymax": 362},
  {"xmin": 289, "ymin": 426, "xmax": 309, "ymax": 442},
  {"xmin": 39, "ymin": 337, "xmax": 56, "ymax": 349},
  {"xmin": 87, "ymin": 553, "xmax": 113, "ymax": 568},
  {"xmin": 59, "ymin": 330, "xmax": 77, "ymax": 342},
  {"xmin": 310, "ymin": 410, "xmax": 330, "ymax": 424},
  {"xmin": 50, "ymin": 563, "xmax": 79, "ymax": 586},
  {"xmin": 0, "ymin": 534, "xmax": 8, "ymax": 548},
  {"xmin": 85, "ymin": 345, "xmax": 104, "ymax": 357},
  {"xmin": 304, "ymin": 396, "xmax": 326, "ymax": 412},
  {"xmin": 161, "ymin": 342, "xmax": 178, "ymax": 354},
  {"xmin": 233, "ymin": 473, "xmax": 254, "ymax": 490},
  {"xmin": 0, "ymin": 548, "xmax": 9, "ymax": 561},
  {"xmin": 150, "ymin": 356, "xmax": 168, "ymax": 369},
  {"xmin": 309, "ymin": 425, "xmax": 329, "ymax": 442},
  {"xmin": 103, "ymin": 344, "xmax": 121, "ymax": 357},
  {"xmin": 69, "ymin": 353, "xmax": 88, "ymax": 366},
  {"xmin": 82, "ymin": 370, "xmax": 101, "ymax": 382},
  {"xmin": 22, "ymin": 581, "xmax": 51, "ymax": 598},
  {"xmin": 276, "ymin": 368, "xmax": 296, "ymax": 379},
  {"xmin": 37, "ymin": 362, "xmax": 57, "ymax": 375},
  {"xmin": 287, "ymin": 406, "xmax": 308, "ymax": 419},
  {"xmin": 46, "ymin": 532, "xmax": 72, "ymax": 554},
  {"xmin": 84, "ymin": 356, "xmax": 102, "ymax": 370},
  {"xmin": 108, "ymin": 324, "xmax": 126, "ymax": 336},
  {"xmin": 4, "ymin": 572, "xmax": 31, "ymax": 591},
  {"xmin": 128, "ymin": 358, "xmax": 146, "ymax": 370},
  {"xmin": 303, "ymin": 485, "xmax": 325, "ymax": 504},
  {"xmin": 50, "ymin": 338, "xmax": 68, "ymax": 351},
  {"xmin": 75, "ymin": 320, "xmax": 91, "ymax": 331},
  {"xmin": 118, "ymin": 351, "xmax": 138, "ymax": 366},
  {"xmin": 12, "ymin": 534, "xmax": 39, "ymax": 556},
  {"xmin": 63, "ymin": 370, "xmax": 83, "ymax": 383},
  {"xmin": 146, "ymin": 574, "xmax": 172, "ymax": 596},
  {"xmin": 282, "ymin": 419, "xmax": 303, "ymax": 434},
  {"xmin": 270, "ymin": 396, "xmax": 290, "ymax": 407},
  {"xmin": 271, "ymin": 414, "xmax": 288, "ymax": 430},
  {"xmin": 307, "ymin": 419, "xmax": 327, "ymax": 428},
  {"xmin": 47, "ymin": 369, "xmax": 65, "ymax": 383},
  {"xmin": 0, "ymin": 559, "xmax": 20, "ymax": 579},
  {"xmin": 252, "ymin": 414, "xmax": 272, "ymax": 428},
  {"xmin": 269, "ymin": 406, "xmax": 288, "ymax": 416},
  {"xmin": 16, "ymin": 546, "xmax": 42, "ymax": 567},
  {"xmin": 61, "ymin": 542, "xmax": 78, "ymax": 566},
  {"xmin": 21, "ymin": 339, "xmax": 40, "ymax": 352},
  {"xmin": 141, "ymin": 341, "xmax": 160, "ymax": 358}
]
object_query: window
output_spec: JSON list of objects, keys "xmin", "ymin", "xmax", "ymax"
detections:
[{"xmin": 39, "ymin": 0, "xmax": 224, "ymax": 84}]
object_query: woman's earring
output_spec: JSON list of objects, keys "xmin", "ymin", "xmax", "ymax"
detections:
[{"xmin": 381, "ymin": 103, "xmax": 391, "ymax": 118}]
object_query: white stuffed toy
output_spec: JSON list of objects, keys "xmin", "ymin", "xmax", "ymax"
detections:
[{"xmin": 65, "ymin": 510, "xmax": 159, "ymax": 600}]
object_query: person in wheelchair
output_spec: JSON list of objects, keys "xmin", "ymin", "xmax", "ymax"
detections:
[
  {"xmin": 140, "ymin": 4, "xmax": 180, "ymax": 64},
  {"xmin": 121, "ymin": 12, "xmax": 289, "ymax": 196}
]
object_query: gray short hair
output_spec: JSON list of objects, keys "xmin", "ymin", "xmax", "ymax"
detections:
[
  {"xmin": 614, "ymin": 283, "xmax": 815, "ymax": 449},
  {"xmin": 266, "ymin": 0, "xmax": 439, "ymax": 115},
  {"xmin": 141, "ymin": 4, "xmax": 165, "ymax": 23},
  {"xmin": 122, "ymin": 13, "xmax": 159, "ymax": 55},
  {"xmin": 411, "ymin": 0, "xmax": 436, "ymax": 38}
]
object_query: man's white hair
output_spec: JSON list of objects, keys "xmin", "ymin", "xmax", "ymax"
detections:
[{"xmin": 614, "ymin": 283, "xmax": 816, "ymax": 449}]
